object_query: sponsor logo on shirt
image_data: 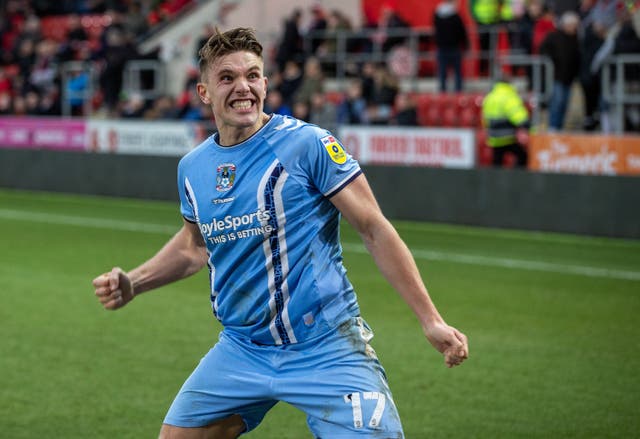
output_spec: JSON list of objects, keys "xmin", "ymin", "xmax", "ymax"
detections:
[
  {"xmin": 199, "ymin": 209, "xmax": 273, "ymax": 244},
  {"xmin": 321, "ymin": 135, "xmax": 347, "ymax": 164},
  {"xmin": 216, "ymin": 163, "xmax": 236, "ymax": 192}
]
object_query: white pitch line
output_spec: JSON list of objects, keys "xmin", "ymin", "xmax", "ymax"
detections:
[
  {"xmin": 340, "ymin": 243, "xmax": 640, "ymax": 282},
  {"xmin": 0, "ymin": 208, "xmax": 177, "ymax": 234},
  {"xmin": 1, "ymin": 208, "xmax": 639, "ymax": 281}
]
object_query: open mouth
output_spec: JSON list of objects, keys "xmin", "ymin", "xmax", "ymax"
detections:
[{"xmin": 230, "ymin": 99, "xmax": 254, "ymax": 110}]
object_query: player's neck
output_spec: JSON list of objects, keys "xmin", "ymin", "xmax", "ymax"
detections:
[{"xmin": 217, "ymin": 113, "xmax": 271, "ymax": 147}]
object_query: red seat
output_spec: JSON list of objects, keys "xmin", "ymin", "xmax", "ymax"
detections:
[
  {"xmin": 423, "ymin": 104, "xmax": 441, "ymax": 127},
  {"xmin": 460, "ymin": 107, "xmax": 478, "ymax": 127},
  {"xmin": 453, "ymin": 93, "xmax": 472, "ymax": 112},
  {"xmin": 417, "ymin": 95, "xmax": 435, "ymax": 126},
  {"xmin": 441, "ymin": 106, "xmax": 458, "ymax": 127}
]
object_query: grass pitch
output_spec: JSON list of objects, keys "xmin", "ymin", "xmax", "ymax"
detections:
[{"xmin": 1, "ymin": 188, "xmax": 639, "ymax": 438}]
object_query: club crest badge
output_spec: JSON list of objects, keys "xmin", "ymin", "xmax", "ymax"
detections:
[
  {"xmin": 216, "ymin": 163, "xmax": 236, "ymax": 192},
  {"xmin": 320, "ymin": 135, "xmax": 347, "ymax": 164}
]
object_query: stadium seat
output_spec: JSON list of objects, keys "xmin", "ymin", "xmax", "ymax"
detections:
[
  {"xmin": 441, "ymin": 106, "xmax": 458, "ymax": 127},
  {"xmin": 453, "ymin": 93, "xmax": 472, "ymax": 112},
  {"xmin": 423, "ymin": 104, "xmax": 442, "ymax": 127},
  {"xmin": 433, "ymin": 93, "xmax": 454, "ymax": 113},
  {"xmin": 40, "ymin": 14, "xmax": 110, "ymax": 43},
  {"xmin": 460, "ymin": 107, "xmax": 478, "ymax": 128},
  {"xmin": 416, "ymin": 94, "xmax": 434, "ymax": 126}
]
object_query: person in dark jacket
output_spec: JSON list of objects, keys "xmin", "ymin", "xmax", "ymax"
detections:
[
  {"xmin": 540, "ymin": 11, "xmax": 581, "ymax": 130},
  {"xmin": 434, "ymin": 0, "xmax": 469, "ymax": 92},
  {"xmin": 275, "ymin": 9, "xmax": 303, "ymax": 73}
]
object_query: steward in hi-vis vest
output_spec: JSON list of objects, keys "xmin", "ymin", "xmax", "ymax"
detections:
[{"xmin": 481, "ymin": 79, "xmax": 530, "ymax": 167}]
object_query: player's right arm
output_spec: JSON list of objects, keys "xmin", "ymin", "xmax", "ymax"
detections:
[{"xmin": 92, "ymin": 219, "xmax": 207, "ymax": 310}]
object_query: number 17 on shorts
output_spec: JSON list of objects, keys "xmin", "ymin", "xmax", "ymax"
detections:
[{"xmin": 344, "ymin": 391, "xmax": 386, "ymax": 429}]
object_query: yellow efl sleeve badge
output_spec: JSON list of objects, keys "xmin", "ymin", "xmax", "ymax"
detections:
[{"xmin": 321, "ymin": 135, "xmax": 347, "ymax": 164}]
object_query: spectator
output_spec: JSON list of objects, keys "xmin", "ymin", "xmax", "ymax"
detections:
[
  {"xmin": 362, "ymin": 63, "xmax": 399, "ymax": 124},
  {"xmin": 120, "ymin": 91, "xmax": 147, "ymax": 118},
  {"xmin": 12, "ymin": 94, "xmax": 27, "ymax": 115},
  {"xmin": 500, "ymin": 0, "xmax": 529, "ymax": 53},
  {"xmin": 530, "ymin": 0, "xmax": 556, "ymax": 54},
  {"xmin": 24, "ymin": 89, "xmax": 41, "ymax": 115},
  {"xmin": 278, "ymin": 60, "xmax": 303, "ymax": 106},
  {"xmin": 14, "ymin": 38, "xmax": 36, "ymax": 80},
  {"xmin": 293, "ymin": 56, "xmax": 324, "ymax": 107},
  {"xmin": 540, "ymin": 11, "xmax": 581, "ymax": 131},
  {"xmin": 371, "ymin": 4, "xmax": 411, "ymax": 53},
  {"xmin": 14, "ymin": 14, "xmax": 42, "ymax": 50},
  {"xmin": 292, "ymin": 100, "xmax": 310, "ymax": 121},
  {"xmin": 337, "ymin": 78, "xmax": 368, "ymax": 124},
  {"xmin": 481, "ymin": 75, "xmax": 530, "ymax": 167},
  {"xmin": 0, "ymin": 68, "xmax": 12, "ymax": 95},
  {"xmin": 274, "ymin": 9, "xmax": 303, "ymax": 73},
  {"xmin": 58, "ymin": 13, "xmax": 89, "ymax": 62},
  {"xmin": 469, "ymin": 0, "xmax": 501, "ymax": 75},
  {"xmin": 264, "ymin": 89, "xmax": 292, "ymax": 116},
  {"xmin": 29, "ymin": 39, "xmax": 59, "ymax": 94},
  {"xmin": 315, "ymin": 9, "xmax": 353, "ymax": 75},
  {"xmin": 391, "ymin": 92, "xmax": 418, "ymax": 126},
  {"xmin": 65, "ymin": 68, "xmax": 90, "ymax": 115},
  {"xmin": 38, "ymin": 86, "xmax": 61, "ymax": 115},
  {"xmin": 309, "ymin": 91, "xmax": 337, "ymax": 133},
  {"xmin": 579, "ymin": 0, "xmax": 624, "ymax": 131},
  {"xmin": 144, "ymin": 94, "xmax": 179, "ymax": 119},
  {"xmin": 0, "ymin": 91, "xmax": 12, "ymax": 115},
  {"xmin": 433, "ymin": 0, "xmax": 469, "ymax": 92},
  {"xmin": 98, "ymin": 26, "xmax": 139, "ymax": 115},
  {"xmin": 318, "ymin": 9, "xmax": 352, "ymax": 54},
  {"xmin": 179, "ymin": 88, "xmax": 212, "ymax": 121},
  {"xmin": 306, "ymin": 4, "xmax": 328, "ymax": 55}
]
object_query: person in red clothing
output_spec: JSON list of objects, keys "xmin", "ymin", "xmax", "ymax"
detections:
[{"xmin": 530, "ymin": 0, "xmax": 557, "ymax": 53}]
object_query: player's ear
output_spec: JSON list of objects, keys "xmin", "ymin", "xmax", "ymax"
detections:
[
  {"xmin": 262, "ymin": 76, "xmax": 268, "ymax": 100},
  {"xmin": 197, "ymin": 82, "xmax": 211, "ymax": 105}
]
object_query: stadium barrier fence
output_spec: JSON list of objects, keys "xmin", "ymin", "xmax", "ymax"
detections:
[{"xmin": 1, "ymin": 146, "xmax": 638, "ymax": 239}]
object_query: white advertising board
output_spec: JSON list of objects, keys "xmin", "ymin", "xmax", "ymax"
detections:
[
  {"xmin": 338, "ymin": 126, "xmax": 476, "ymax": 168},
  {"xmin": 86, "ymin": 120, "xmax": 205, "ymax": 156}
]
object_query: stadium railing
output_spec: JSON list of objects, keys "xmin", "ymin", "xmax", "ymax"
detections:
[
  {"xmin": 60, "ymin": 59, "xmax": 166, "ymax": 117},
  {"xmin": 602, "ymin": 54, "xmax": 640, "ymax": 134}
]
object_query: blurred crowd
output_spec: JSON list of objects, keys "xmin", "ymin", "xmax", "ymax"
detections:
[
  {"xmin": 0, "ymin": 0, "xmax": 194, "ymax": 118},
  {"xmin": 0, "ymin": 0, "xmax": 638, "ymax": 131},
  {"xmin": 470, "ymin": 0, "xmax": 640, "ymax": 131}
]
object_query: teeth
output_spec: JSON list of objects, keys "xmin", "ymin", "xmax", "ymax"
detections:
[{"xmin": 233, "ymin": 100, "xmax": 252, "ymax": 109}]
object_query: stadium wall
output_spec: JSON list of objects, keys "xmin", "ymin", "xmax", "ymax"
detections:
[{"xmin": 1, "ymin": 148, "xmax": 639, "ymax": 239}]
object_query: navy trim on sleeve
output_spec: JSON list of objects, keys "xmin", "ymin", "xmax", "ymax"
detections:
[
  {"xmin": 183, "ymin": 215, "xmax": 197, "ymax": 224},
  {"xmin": 326, "ymin": 169, "xmax": 363, "ymax": 199}
]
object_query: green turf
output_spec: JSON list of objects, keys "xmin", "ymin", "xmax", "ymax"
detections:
[{"xmin": 1, "ymin": 188, "xmax": 639, "ymax": 438}]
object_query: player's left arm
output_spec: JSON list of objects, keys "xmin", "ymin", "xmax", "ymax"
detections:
[{"xmin": 330, "ymin": 173, "xmax": 469, "ymax": 368}]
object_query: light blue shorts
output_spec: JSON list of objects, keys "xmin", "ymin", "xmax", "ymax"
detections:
[{"xmin": 163, "ymin": 316, "xmax": 404, "ymax": 438}]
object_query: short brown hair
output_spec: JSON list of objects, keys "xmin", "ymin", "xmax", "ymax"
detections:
[{"xmin": 198, "ymin": 27, "xmax": 263, "ymax": 77}]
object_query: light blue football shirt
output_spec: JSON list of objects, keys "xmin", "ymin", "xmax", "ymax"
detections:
[{"xmin": 177, "ymin": 114, "xmax": 363, "ymax": 345}]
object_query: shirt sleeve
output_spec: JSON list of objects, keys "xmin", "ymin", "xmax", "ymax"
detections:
[{"xmin": 302, "ymin": 127, "xmax": 362, "ymax": 198}]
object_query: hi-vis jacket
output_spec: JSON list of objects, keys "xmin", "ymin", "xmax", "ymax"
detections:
[
  {"xmin": 470, "ymin": 0, "xmax": 500, "ymax": 24},
  {"xmin": 481, "ymin": 81, "xmax": 530, "ymax": 147}
]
